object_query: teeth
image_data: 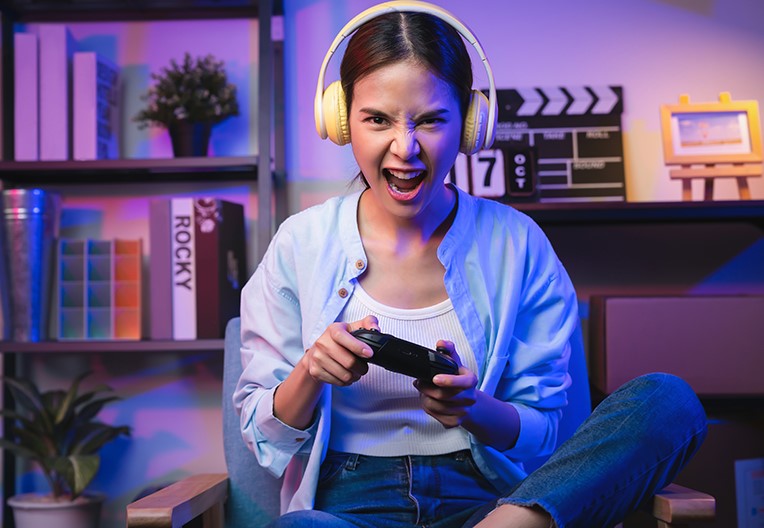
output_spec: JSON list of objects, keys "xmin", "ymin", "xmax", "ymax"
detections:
[{"xmin": 386, "ymin": 169, "xmax": 422, "ymax": 181}]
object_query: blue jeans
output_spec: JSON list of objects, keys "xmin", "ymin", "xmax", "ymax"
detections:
[{"xmin": 269, "ymin": 373, "xmax": 708, "ymax": 528}]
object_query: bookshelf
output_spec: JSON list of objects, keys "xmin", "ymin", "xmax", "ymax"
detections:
[
  {"xmin": 0, "ymin": 339, "xmax": 223, "ymax": 354},
  {"xmin": 0, "ymin": 156, "xmax": 261, "ymax": 184},
  {"xmin": 0, "ymin": 2, "xmax": 283, "ymax": 526}
]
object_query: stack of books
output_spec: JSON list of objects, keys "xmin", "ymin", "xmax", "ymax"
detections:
[
  {"xmin": 149, "ymin": 197, "xmax": 247, "ymax": 340},
  {"xmin": 14, "ymin": 25, "xmax": 120, "ymax": 161}
]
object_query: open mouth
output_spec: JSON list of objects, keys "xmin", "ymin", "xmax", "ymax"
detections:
[{"xmin": 383, "ymin": 168, "xmax": 426, "ymax": 198}]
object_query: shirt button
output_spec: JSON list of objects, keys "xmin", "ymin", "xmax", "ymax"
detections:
[
  {"xmin": 295, "ymin": 437, "xmax": 306, "ymax": 443},
  {"xmin": 355, "ymin": 259, "xmax": 365, "ymax": 270},
  {"xmin": 338, "ymin": 288, "xmax": 348, "ymax": 298}
]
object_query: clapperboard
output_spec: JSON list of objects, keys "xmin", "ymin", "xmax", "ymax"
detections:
[{"xmin": 450, "ymin": 86, "xmax": 626, "ymax": 203}]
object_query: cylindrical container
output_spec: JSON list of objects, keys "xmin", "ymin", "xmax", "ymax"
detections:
[
  {"xmin": 2, "ymin": 189, "xmax": 61, "ymax": 342},
  {"xmin": 0, "ymin": 185, "xmax": 10, "ymax": 341}
]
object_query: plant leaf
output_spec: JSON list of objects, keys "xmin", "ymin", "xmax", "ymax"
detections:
[
  {"xmin": 3, "ymin": 376, "xmax": 54, "ymax": 433},
  {"xmin": 71, "ymin": 424, "xmax": 131, "ymax": 456},
  {"xmin": 53, "ymin": 455, "xmax": 100, "ymax": 499},
  {"xmin": 54, "ymin": 371, "xmax": 93, "ymax": 425},
  {"xmin": 74, "ymin": 396, "xmax": 121, "ymax": 424},
  {"xmin": 0, "ymin": 437, "xmax": 39, "ymax": 461}
]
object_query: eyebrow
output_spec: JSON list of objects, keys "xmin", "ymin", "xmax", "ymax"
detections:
[{"xmin": 357, "ymin": 107, "xmax": 453, "ymax": 120}]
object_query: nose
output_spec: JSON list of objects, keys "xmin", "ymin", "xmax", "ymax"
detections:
[{"xmin": 390, "ymin": 128, "xmax": 420, "ymax": 160}]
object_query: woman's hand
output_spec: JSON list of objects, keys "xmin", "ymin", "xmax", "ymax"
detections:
[
  {"xmin": 414, "ymin": 340, "xmax": 521, "ymax": 450},
  {"xmin": 273, "ymin": 315, "xmax": 379, "ymax": 429},
  {"xmin": 303, "ymin": 315, "xmax": 380, "ymax": 386},
  {"xmin": 414, "ymin": 340, "xmax": 479, "ymax": 428}
]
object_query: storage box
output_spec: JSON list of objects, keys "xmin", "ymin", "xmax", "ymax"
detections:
[
  {"xmin": 589, "ymin": 295, "xmax": 764, "ymax": 396},
  {"xmin": 58, "ymin": 238, "xmax": 142, "ymax": 340}
]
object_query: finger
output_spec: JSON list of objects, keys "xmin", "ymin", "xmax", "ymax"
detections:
[
  {"xmin": 328, "ymin": 323, "xmax": 374, "ymax": 359},
  {"xmin": 308, "ymin": 345, "xmax": 369, "ymax": 386},
  {"xmin": 436, "ymin": 339, "xmax": 462, "ymax": 367},
  {"xmin": 432, "ymin": 369, "xmax": 477, "ymax": 389},
  {"xmin": 361, "ymin": 315, "xmax": 380, "ymax": 331},
  {"xmin": 348, "ymin": 315, "xmax": 380, "ymax": 333},
  {"xmin": 310, "ymin": 327, "xmax": 371, "ymax": 382}
]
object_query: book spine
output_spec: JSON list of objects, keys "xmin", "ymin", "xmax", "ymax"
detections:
[
  {"xmin": 194, "ymin": 198, "xmax": 222, "ymax": 338},
  {"xmin": 148, "ymin": 199, "xmax": 173, "ymax": 340},
  {"xmin": 13, "ymin": 33, "xmax": 39, "ymax": 161},
  {"xmin": 218, "ymin": 200, "xmax": 247, "ymax": 334},
  {"xmin": 171, "ymin": 198, "xmax": 196, "ymax": 340},
  {"xmin": 73, "ymin": 52, "xmax": 120, "ymax": 160},
  {"xmin": 38, "ymin": 24, "xmax": 75, "ymax": 161}
]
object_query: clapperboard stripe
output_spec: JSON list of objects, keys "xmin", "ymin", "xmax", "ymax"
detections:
[
  {"xmin": 497, "ymin": 86, "xmax": 623, "ymax": 123},
  {"xmin": 541, "ymin": 87, "xmax": 568, "ymax": 116},
  {"xmin": 589, "ymin": 86, "xmax": 619, "ymax": 114},
  {"xmin": 564, "ymin": 86, "xmax": 593, "ymax": 115},
  {"xmin": 515, "ymin": 87, "xmax": 544, "ymax": 116}
]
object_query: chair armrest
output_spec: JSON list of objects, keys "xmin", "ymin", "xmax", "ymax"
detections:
[
  {"xmin": 126, "ymin": 473, "xmax": 229, "ymax": 528},
  {"xmin": 647, "ymin": 483, "xmax": 715, "ymax": 524}
]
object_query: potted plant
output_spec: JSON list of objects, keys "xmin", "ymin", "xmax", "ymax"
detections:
[
  {"xmin": 0, "ymin": 371, "xmax": 131, "ymax": 528},
  {"xmin": 134, "ymin": 52, "xmax": 240, "ymax": 157}
]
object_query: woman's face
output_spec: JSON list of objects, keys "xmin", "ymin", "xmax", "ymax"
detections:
[{"xmin": 349, "ymin": 59, "xmax": 462, "ymax": 223}]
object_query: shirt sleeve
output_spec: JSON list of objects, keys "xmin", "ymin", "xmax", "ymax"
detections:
[
  {"xmin": 232, "ymin": 225, "xmax": 319, "ymax": 478},
  {"xmin": 496, "ymin": 223, "xmax": 578, "ymax": 460}
]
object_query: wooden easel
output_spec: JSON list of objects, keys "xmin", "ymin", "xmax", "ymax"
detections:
[
  {"xmin": 670, "ymin": 162, "xmax": 758, "ymax": 201},
  {"xmin": 661, "ymin": 92, "xmax": 763, "ymax": 201}
]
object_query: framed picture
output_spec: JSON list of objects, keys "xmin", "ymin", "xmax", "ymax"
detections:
[{"xmin": 660, "ymin": 95, "xmax": 762, "ymax": 165}]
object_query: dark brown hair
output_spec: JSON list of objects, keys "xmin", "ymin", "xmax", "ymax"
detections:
[{"xmin": 340, "ymin": 11, "xmax": 474, "ymax": 122}]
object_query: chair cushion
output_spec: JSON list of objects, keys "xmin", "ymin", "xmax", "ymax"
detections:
[{"xmin": 223, "ymin": 317, "xmax": 283, "ymax": 525}]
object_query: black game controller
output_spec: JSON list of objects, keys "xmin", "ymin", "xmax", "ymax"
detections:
[{"xmin": 350, "ymin": 328, "xmax": 459, "ymax": 380}]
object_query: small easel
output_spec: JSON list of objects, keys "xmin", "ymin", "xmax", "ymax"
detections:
[{"xmin": 660, "ymin": 92, "xmax": 763, "ymax": 201}]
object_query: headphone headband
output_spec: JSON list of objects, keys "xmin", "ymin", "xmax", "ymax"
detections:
[{"xmin": 314, "ymin": 0, "xmax": 497, "ymax": 149}]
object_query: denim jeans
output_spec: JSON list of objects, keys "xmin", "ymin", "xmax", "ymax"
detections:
[{"xmin": 269, "ymin": 373, "xmax": 708, "ymax": 528}]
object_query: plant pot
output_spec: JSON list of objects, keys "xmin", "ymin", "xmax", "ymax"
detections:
[
  {"xmin": 7, "ymin": 492, "xmax": 104, "ymax": 528},
  {"xmin": 168, "ymin": 121, "xmax": 212, "ymax": 157}
]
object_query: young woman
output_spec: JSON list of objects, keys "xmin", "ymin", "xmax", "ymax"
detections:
[{"xmin": 234, "ymin": 3, "xmax": 707, "ymax": 527}]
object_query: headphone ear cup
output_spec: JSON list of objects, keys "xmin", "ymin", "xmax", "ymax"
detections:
[
  {"xmin": 460, "ymin": 89, "xmax": 489, "ymax": 155},
  {"xmin": 322, "ymin": 80, "xmax": 351, "ymax": 146}
]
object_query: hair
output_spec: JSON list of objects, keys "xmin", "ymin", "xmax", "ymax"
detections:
[
  {"xmin": 342, "ymin": 11, "xmax": 473, "ymax": 117},
  {"xmin": 340, "ymin": 11, "xmax": 474, "ymax": 187}
]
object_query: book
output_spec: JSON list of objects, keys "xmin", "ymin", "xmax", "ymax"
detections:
[
  {"xmin": 73, "ymin": 51, "xmax": 120, "ymax": 160},
  {"xmin": 170, "ymin": 197, "xmax": 196, "ymax": 340},
  {"xmin": 193, "ymin": 198, "xmax": 246, "ymax": 338},
  {"xmin": 38, "ymin": 24, "xmax": 75, "ymax": 161},
  {"xmin": 148, "ymin": 199, "xmax": 173, "ymax": 340},
  {"xmin": 13, "ymin": 32, "xmax": 39, "ymax": 161}
]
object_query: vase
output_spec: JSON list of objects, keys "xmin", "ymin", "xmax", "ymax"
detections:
[
  {"xmin": 8, "ymin": 493, "xmax": 104, "ymax": 528},
  {"xmin": 168, "ymin": 121, "xmax": 212, "ymax": 157}
]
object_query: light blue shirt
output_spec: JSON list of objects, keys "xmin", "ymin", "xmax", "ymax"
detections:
[{"xmin": 234, "ymin": 185, "xmax": 579, "ymax": 514}]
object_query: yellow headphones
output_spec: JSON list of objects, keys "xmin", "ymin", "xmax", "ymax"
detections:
[{"xmin": 313, "ymin": 0, "xmax": 497, "ymax": 155}]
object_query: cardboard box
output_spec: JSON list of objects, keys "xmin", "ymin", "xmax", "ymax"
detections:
[{"xmin": 589, "ymin": 295, "xmax": 764, "ymax": 396}]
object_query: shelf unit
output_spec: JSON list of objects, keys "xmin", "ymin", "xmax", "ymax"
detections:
[
  {"xmin": 0, "ymin": 2, "xmax": 283, "ymax": 526},
  {"xmin": 0, "ymin": 338, "xmax": 223, "ymax": 354},
  {"xmin": 513, "ymin": 199, "xmax": 764, "ymax": 225},
  {"xmin": 0, "ymin": 156, "xmax": 261, "ymax": 184}
]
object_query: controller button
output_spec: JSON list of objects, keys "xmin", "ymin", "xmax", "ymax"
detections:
[
  {"xmin": 338, "ymin": 288, "xmax": 349, "ymax": 298},
  {"xmin": 355, "ymin": 259, "xmax": 366, "ymax": 270}
]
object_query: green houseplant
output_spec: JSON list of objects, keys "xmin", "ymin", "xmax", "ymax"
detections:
[
  {"xmin": 134, "ymin": 52, "xmax": 240, "ymax": 156},
  {"xmin": 0, "ymin": 371, "xmax": 131, "ymax": 528}
]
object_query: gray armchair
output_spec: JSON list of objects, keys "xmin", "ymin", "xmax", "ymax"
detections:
[{"xmin": 126, "ymin": 318, "xmax": 714, "ymax": 528}]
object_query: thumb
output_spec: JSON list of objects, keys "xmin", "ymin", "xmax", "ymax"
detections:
[
  {"xmin": 436, "ymin": 339, "xmax": 462, "ymax": 368},
  {"xmin": 350, "ymin": 315, "xmax": 380, "ymax": 333}
]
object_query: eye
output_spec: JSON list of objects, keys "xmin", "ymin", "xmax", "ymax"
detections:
[
  {"xmin": 363, "ymin": 115, "xmax": 389, "ymax": 126},
  {"xmin": 419, "ymin": 117, "xmax": 445, "ymax": 126}
]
